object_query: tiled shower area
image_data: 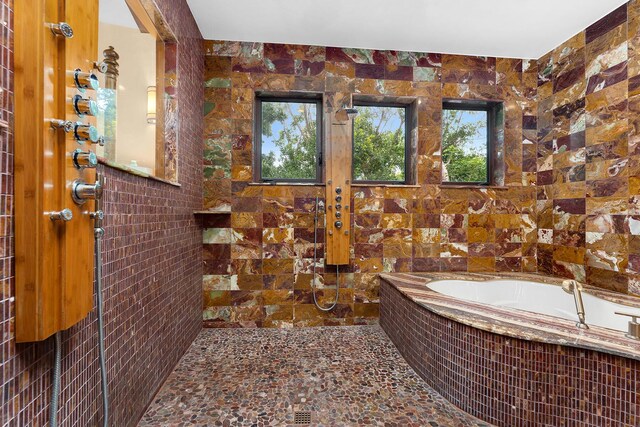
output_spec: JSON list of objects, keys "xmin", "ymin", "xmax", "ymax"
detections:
[
  {"xmin": 200, "ymin": 40, "xmax": 538, "ymax": 327},
  {"xmin": 4, "ymin": 0, "xmax": 640, "ymax": 426},
  {"xmin": 139, "ymin": 326, "xmax": 488, "ymax": 426}
]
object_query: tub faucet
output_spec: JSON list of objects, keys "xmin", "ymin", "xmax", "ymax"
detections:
[
  {"xmin": 562, "ymin": 280, "xmax": 589, "ymax": 330},
  {"xmin": 614, "ymin": 312, "xmax": 640, "ymax": 340}
]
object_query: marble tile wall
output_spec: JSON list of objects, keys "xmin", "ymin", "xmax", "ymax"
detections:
[
  {"xmin": 1, "ymin": 0, "xmax": 204, "ymax": 425},
  {"xmin": 203, "ymin": 40, "xmax": 538, "ymax": 327},
  {"xmin": 537, "ymin": 1, "xmax": 640, "ymax": 295}
]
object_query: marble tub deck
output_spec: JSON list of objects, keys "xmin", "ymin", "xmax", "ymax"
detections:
[{"xmin": 138, "ymin": 325, "xmax": 490, "ymax": 426}]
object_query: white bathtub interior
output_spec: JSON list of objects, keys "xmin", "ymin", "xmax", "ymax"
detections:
[{"xmin": 426, "ymin": 279, "xmax": 640, "ymax": 333}]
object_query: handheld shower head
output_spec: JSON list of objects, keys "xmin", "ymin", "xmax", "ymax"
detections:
[
  {"xmin": 562, "ymin": 280, "xmax": 588, "ymax": 329},
  {"xmin": 562, "ymin": 279, "xmax": 582, "ymax": 293}
]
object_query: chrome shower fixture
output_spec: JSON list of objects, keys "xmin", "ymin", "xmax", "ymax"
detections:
[
  {"xmin": 311, "ymin": 196, "xmax": 339, "ymax": 312},
  {"xmin": 562, "ymin": 279, "xmax": 589, "ymax": 330},
  {"xmin": 345, "ymin": 108, "xmax": 358, "ymax": 120},
  {"xmin": 339, "ymin": 104, "xmax": 359, "ymax": 120}
]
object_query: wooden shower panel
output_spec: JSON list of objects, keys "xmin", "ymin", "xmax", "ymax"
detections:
[
  {"xmin": 62, "ymin": 0, "xmax": 99, "ymax": 331},
  {"xmin": 325, "ymin": 110, "xmax": 352, "ymax": 265},
  {"xmin": 15, "ymin": 0, "xmax": 99, "ymax": 342}
]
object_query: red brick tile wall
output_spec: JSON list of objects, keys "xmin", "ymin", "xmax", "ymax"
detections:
[
  {"xmin": 536, "ymin": 1, "xmax": 640, "ymax": 295},
  {"xmin": 380, "ymin": 279, "xmax": 640, "ymax": 426},
  {"xmin": 203, "ymin": 40, "xmax": 538, "ymax": 327},
  {"xmin": 1, "ymin": 1, "xmax": 203, "ymax": 425}
]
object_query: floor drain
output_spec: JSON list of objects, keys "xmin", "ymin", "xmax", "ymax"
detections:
[{"xmin": 294, "ymin": 411, "xmax": 312, "ymax": 425}]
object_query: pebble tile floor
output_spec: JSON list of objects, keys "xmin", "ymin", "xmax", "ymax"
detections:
[{"xmin": 138, "ymin": 325, "xmax": 491, "ymax": 427}]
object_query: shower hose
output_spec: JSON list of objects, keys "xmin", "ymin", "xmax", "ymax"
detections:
[
  {"xmin": 94, "ymin": 225, "xmax": 109, "ymax": 427},
  {"xmin": 49, "ymin": 332, "xmax": 61, "ymax": 427},
  {"xmin": 312, "ymin": 196, "xmax": 339, "ymax": 311},
  {"xmin": 49, "ymin": 225, "xmax": 109, "ymax": 427}
]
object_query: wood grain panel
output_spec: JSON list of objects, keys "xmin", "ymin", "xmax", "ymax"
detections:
[
  {"xmin": 325, "ymin": 106, "xmax": 352, "ymax": 265},
  {"xmin": 15, "ymin": 0, "xmax": 98, "ymax": 342},
  {"xmin": 16, "ymin": 0, "xmax": 61, "ymax": 342},
  {"xmin": 62, "ymin": 0, "xmax": 98, "ymax": 330}
]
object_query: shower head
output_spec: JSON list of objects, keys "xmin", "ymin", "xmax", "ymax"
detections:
[
  {"xmin": 344, "ymin": 107, "xmax": 358, "ymax": 120},
  {"xmin": 338, "ymin": 104, "xmax": 358, "ymax": 120}
]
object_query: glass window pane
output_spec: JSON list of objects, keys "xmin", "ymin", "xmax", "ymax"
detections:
[
  {"xmin": 260, "ymin": 101, "xmax": 318, "ymax": 181},
  {"xmin": 442, "ymin": 109, "xmax": 488, "ymax": 183},
  {"xmin": 353, "ymin": 106, "xmax": 406, "ymax": 182}
]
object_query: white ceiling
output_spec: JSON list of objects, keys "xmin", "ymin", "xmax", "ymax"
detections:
[
  {"xmin": 99, "ymin": 0, "xmax": 139, "ymax": 29},
  {"xmin": 186, "ymin": 0, "xmax": 628, "ymax": 59}
]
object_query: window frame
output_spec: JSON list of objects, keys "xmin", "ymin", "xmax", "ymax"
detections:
[
  {"xmin": 441, "ymin": 99, "xmax": 498, "ymax": 186},
  {"xmin": 254, "ymin": 95, "xmax": 323, "ymax": 183},
  {"xmin": 351, "ymin": 101, "xmax": 411, "ymax": 185}
]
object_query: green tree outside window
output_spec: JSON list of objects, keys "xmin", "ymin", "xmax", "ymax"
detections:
[
  {"xmin": 353, "ymin": 106, "xmax": 406, "ymax": 182},
  {"xmin": 258, "ymin": 100, "xmax": 490, "ymax": 184},
  {"xmin": 260, "ymin": 101, "xmax": 319, "ymax": 180},
  {"xmin": 441, "ymin": 109, "xmax": 488, "ymax": 183}
]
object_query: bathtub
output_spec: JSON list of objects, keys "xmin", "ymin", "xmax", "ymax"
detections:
[
  {"xmin": 379, "ymin": 272, "xmax": 640, "ymax": 427},
  {"xmin": 426, "ymin": 278, "xmax": 640, "ymax": 333}
]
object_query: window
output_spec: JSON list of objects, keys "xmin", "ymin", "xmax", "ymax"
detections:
[
  {"xmin": 255, "ymin": 96, "xmax": 323, "ymax": 182},
  {"xmin": 352, "ymin": 103, "xmax": 409, "ymax": 183},
  {"xmin": 442, "ymin": 100, "xmax": 498, "ymax": 185}
]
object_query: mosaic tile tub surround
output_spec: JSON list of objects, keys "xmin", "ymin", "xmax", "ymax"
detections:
[
  {"xmin": 202, "ymin": 39, "xmax": 538, "ymax": 327},
  {"xmin": 380, "ymin": 275, "xmax": 640, "ymax": 427},
  {"xmin": 536, "ymin": 1, "xmax": 640, "ymax": 294},
  {"xmin": 380, "ymin": 272, "xmax": 640, "ymax": 360},
  {"xmin": 1, "ymin": 0, "xmax": 205, "ymax": 425}
]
